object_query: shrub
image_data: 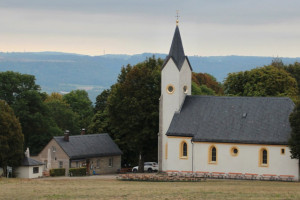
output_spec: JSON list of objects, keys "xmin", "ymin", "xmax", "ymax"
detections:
[
  {"xmin": 50, "ymin": 168, "xmax": 65, "ymax": 176},
  {"xmin": 69, "ymin": 167, "xmax": 86, "ymax": 176}
]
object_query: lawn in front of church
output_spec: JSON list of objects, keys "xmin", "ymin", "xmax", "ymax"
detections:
[{"xmin": 0, "ymin": 177, "xmax": 299, "ymax": 199}]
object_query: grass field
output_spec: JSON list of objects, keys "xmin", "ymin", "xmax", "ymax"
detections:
[{"xmin": 0, "ymin": 177, "xmax": 300, "ymax": 200}]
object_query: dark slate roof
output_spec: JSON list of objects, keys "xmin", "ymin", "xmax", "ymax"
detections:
[
  {"xmin": 21, "ymin": 157, "xmax": 44, "ymax": 166},
  {"xmin": 54, "ymin": 133, "xmax": 122, "ymax": 160},
  {"xmin": 162, "ymin": 26, "xmax": 192, "ymax": 71},
  {"xmin": 166, "ymin": 96, "xmax": 294, "ymax": 145}
]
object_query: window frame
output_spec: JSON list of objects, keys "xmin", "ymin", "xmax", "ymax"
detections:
[
  {"xmin": 179, "ymin": 140, "xmax": 188, "ymax": 159},
  {"xmin": 208, "ymin": 145, "xmax": 218, "ymax": 164},
  {"xmin": 33, "ymin": 167, "xmax": 39, "ymax": 174},
  {"xmin": 108, "ymin": 157, "xmax": 113, "ymax": 167},
  {"xmin": 259, "ymin": 147, "xmax": 269, "ymax": 167},
  {"xmin": 59, "ymin": 161, "xmax": 63, "ymax": 168},
  {"xmin": 165, "ymin": 142, "xmax": 168, "ymax": 160},
  {"xmin": 230, "ymin": 146, "xmax": 239, "ymax": 157},
  {"xmin": 166, "ymin": 84, "xmax": 175, "ymax": 94}
]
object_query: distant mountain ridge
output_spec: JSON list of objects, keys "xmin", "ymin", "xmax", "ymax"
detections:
[{"xmin": 1, "ymin": 52, "xmax": 299, "ymax": 102}]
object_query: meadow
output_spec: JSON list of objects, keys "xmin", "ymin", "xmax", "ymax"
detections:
[{"xmin": 0, "ymin": 177, "xmax": 299, "ymax": 200}]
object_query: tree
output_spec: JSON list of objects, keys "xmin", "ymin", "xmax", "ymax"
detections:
[
  {"xmin": 192, "ymin": 72, "xmax": 223, "ymax": 95},
  {"xmin": 94, "ymin": 89, "xmax": 111, "ymax": 113},
  {"xmin": 107, "ymin": 57, "xmax": 162, "ymax": 170},
  {"xmin": 284, "ymin": 62, "xmax": 300, "ymax": 96},
  {"xmin": 288, "ymin": 101, "xmax": 300, "ymax": 180},
  {"xmin": 63, "ymin": 90, "xmax": 93, "ymax": 130},
  {"xmin": 45, "ymin": 93, "xmax": 80, "ymax": 135},
  {"xmin": 0, "ymin": 71, "xmax": 62, "ymax": 154},
  {"xmin": 0, "ymin": 100, "xmax": 24, "ymax": 175},
  {"xmin": 224, "ymin": 65, "xmax": 298, "ymax": 99}
]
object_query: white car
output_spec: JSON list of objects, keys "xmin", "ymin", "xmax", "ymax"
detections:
[{"xmin": 132, "ymin": 162, "xmax": 158, "ymax": 173}]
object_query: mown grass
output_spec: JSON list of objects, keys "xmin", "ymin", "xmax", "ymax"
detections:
[{"xmin": 0, "ymin": 177, "xmax": 299, "ymax": 200}]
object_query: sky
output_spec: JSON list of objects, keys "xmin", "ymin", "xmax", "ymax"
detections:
[{"xmin": 1, "ymin": 0, "xmax": 300, "ymax": 57}]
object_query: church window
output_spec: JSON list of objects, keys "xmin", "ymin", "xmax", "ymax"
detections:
[
  {"xmin": 179, "ymin": 140, "xmax": 188, "ymax": 159},
  {"xmin": 259, "ymin": 147, "xmax": 269, "ymax": 167},
  {"xmin": 166, "ymin": 84, "xmax": 175, "ymax": 94},
  {"xmin": 281, "ymin": 148, "xmax": 285, "ymax": 155},
  {"xmin": 183, "ymin": 85, "xmax": 188, "ymax": 93},
  {"xmin": 208, "ymin": 145, "xmax": 217, "ymax": 164},
  {"xmin": 230, "ymin": 146, "xmax": 239, "ymax": 156}
]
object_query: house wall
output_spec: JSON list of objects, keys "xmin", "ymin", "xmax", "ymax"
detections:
[
  {"xmin": 16, "ymin": 165, "xmax": 43, "ymax": 179},
  {"xmin": 167, "ymin": 137, "xmax": 299, "ymax": 180},
  {"xmin": 35, "ymin": 139, "xmax": 70, "ymax": 175},
  {"xmin": 70, "ymin": 155, "xmax": 121, "ymax": 175}
]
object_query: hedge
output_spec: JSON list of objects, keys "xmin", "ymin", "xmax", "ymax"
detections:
[
  {"xmin": 50, "ymin": 168, "xmax": 65, "ymax": 176},
  {"xmin": 69, "ymin": 167, "xmax": 86, "ymax": 176}
]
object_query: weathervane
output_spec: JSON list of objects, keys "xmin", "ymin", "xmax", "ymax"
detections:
[{"xmin": 176, "ymin": 10, "xmax": 180, "ymax": 25}]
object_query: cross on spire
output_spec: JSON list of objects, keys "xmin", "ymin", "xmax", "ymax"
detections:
[{"xmin": 176, "ymin": 10, "xmax": 180, "ymax": 25}]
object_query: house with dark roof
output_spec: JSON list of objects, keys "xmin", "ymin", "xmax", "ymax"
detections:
[
  {"xmin": 34, "ymin": 132, "xmax": 122, "ymax": 176},
  {"xmin": 158, "ymin": 21, "xmax": 299, "ymax": 180},
  {"xmin": 16, "ymin": 148, "xmax": 44, "ymax": 178}
]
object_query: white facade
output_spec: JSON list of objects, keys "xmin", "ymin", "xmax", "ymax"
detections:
[
  {"xmin": 166, "ymin": 137, "xmax": 299, "ymax": 180},
  {"xmin": 16, "ymin": 165, "xmax": 43, "ymax": 179},
  {"xmin": 160, "ymin": 58, "xmax": 191, "ymax": 171}
]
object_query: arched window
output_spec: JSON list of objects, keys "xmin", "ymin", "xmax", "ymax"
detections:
[
  {"xmin": 259, "ymin": 147, "xmax": 269, "ymax": 167},
  {"xmin": 208, "ymin": 145, "xmax": 217, "ymax": 164},
  {"xmin": 179, "ymin": 140, "xmax": 188, "ymax": 159},
  {"xmin": 183, "ymin": 143, "xmax": 187, "ymax": 157}
]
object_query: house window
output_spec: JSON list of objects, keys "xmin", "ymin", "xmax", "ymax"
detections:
[
  {"xmin": 281, "ymin": 148, "xmax": 285, "ymax": 155},
  {"xmin": 208, "ymin": 145, "xmax": 217, "ymax": 164},
  {"xmin": 179, "ymin": 140, "xmax": 188, "ymax": 159},
  {"xmin": 59, "ymin": 161, "xmax": 63, "ymax": 168},
  {"xmin": 230, "ymin": 146, "xmax": 239, "ymax": 156},
  {"xmin": 52, "ymin": 146, "xmax": 56, "ymax": 152},
  {"xmin": 33, "ymin": 167, "xmax": 39, "ymax": 174},
  {"xmin": 109, "ymin": 158, "xmax": 113, "ymax": 167},
  {"xmin": 97, "ymin": 159, "xmax": 100, "ymax": 168},
  {"xmin": 183, "ymin": 85, "xmax": 188, "ymax": 93},
  {"xmin": 76, "ymin": 161, "xmax": 79, "ymax": 168},
  {"xmin": 165, "ymin": 143, "xmax": 168, "ymax": 160},
  {"xmin": 259, "ymin": 147, "xmax": 269, "ymax": 167}
]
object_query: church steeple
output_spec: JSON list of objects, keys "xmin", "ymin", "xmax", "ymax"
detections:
[{"xmin": 168, "ymin": 26, "xmax": 186, "ymax": 70}]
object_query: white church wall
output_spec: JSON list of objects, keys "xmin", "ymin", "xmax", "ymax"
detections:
[
  {"xmin": 167, "ymin": 137, "xmax": 193, "ymax": 171},
  {"xmin": 179, "ymin": 59, "xmax": 192, "ymax": 104},
  {"xmin": 192, "ymin": 142, "xmax": 299, "ymax": 179}
]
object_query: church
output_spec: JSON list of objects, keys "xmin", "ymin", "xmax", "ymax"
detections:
[{"xmin": 158, "ymin": 21, "xmax": 299, "ymax": 180}]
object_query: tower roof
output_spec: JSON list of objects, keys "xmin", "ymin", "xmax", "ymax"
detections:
[
  {"xmin": 169, "ymin": 26, "xmax": 185, "ymax": 70},
  {"xmin": 162, "ymin": 25, "xmax": 192, "ymax": 71}
]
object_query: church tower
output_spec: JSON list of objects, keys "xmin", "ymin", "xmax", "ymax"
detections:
[{"xmin": 158, "ymin": 21, "xmax": 192, "ymax": 171}]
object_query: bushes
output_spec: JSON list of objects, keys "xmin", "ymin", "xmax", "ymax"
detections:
[
  {"xmin": 50, "ymin": 168, "xmax": 65, "ymax": 176},
  {"xmin": 69, "ymin": 167, "xmax": 86, "ymax": 176}
]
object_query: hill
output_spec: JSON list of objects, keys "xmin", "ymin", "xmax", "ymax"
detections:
[{"xmin": 0, "ymin": 52, "xmax": 299, "ymax": 102}]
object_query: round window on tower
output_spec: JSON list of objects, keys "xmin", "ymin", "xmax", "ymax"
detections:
[
  {"xmin": 166, "ymin": 84, "xmax": 175, "ymax": 94},
  {"xmin": 230, "ymin": 146, "xmax": 239, "ymax": 156},
  {"xmin": 183, "ymin": 85, "xmax": 188, "ymax": 93}
]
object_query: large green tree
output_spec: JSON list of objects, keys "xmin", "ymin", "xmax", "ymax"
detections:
[
  {"xmin": 63, "ymin": 90, "xmax": 93, "ymax": 131},
  {"xmin": 107, "ymin": 57, "xmax": 162, "ymax": 169},
  {"xmin": 45, "ymin": 93, "xmax": 80, "ymax": 135},
  {"xmin": 192, "ymin": 72, "xmax": 223, "ymax": 95},
  {"xmin": 224, "ymin": 65, "xmax": 298, "ymax": 99},
  {"xmin": 0, "ymin": 71, "xmax": 61, "ymax": 154},
  {"xmin": 0, "ymin": 100, "xmax": 24, "ymax": 175}
]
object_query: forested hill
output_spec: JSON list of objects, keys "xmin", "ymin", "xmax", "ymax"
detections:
[{"xmin": 0, "ymin": 52, "xmax": 299, "ymax": 102}]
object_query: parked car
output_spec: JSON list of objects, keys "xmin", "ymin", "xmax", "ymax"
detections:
[{"xmin": 132, "ymin": 162, "xmax": 158, "ymax": 173}]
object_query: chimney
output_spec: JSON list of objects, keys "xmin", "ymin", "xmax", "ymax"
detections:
[
  {"xmin": 64, "ymin": 130, "xmax": 70, "ymax": 142},
  {"xmin": 81, "ymin": 128, "xmax": 86, "ymax": 135},
  {"xmin": 25, "ymin": 147, "xmax": 30, "ymax": 158}
]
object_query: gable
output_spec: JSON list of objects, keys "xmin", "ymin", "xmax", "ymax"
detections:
[{"xmin": 166, "ymin": 96, "xmax": 294, "ymax": 145}]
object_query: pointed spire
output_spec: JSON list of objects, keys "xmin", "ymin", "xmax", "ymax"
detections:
[{"xmin": 168, "ymin": 25, "xmax": 186, "ymax": 70}]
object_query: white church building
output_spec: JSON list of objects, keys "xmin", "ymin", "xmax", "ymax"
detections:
[{"xmin": 158, "ymin": 22, "xmax": 299, "ymax": 180}]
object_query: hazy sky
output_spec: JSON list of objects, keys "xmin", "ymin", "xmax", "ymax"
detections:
[{"xmin": 1, "ymin": 0, "xmax": 300, "ymax": 57}]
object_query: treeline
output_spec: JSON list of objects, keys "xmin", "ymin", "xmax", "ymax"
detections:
[{"xmin": 1, "ymin": 57, "xmax": 300, "ymax": 172}]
